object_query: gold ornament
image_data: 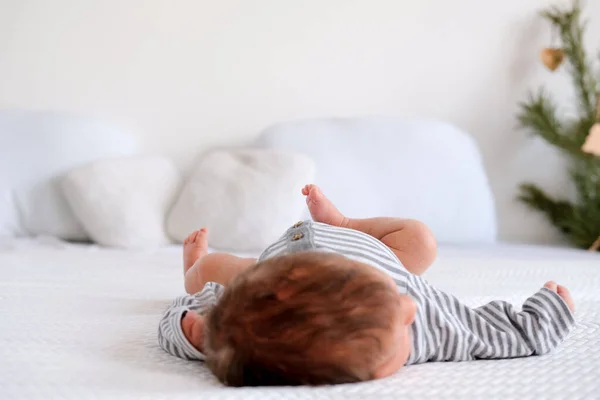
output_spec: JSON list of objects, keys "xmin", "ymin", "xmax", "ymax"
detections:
[
  {"xmin": 584, "ymin": 93, "xmax": 600, "ymax": 251},
  {"xmin": 582, "ymin": 93, "xmax": 600, "ymax": 156},
  {"xmin": 581, "ymin": 124, "xmax": 600, "ymax": 156},
  {"xmin": 540, "ymin": 48, "xmax": 565, "ymax": 71}
]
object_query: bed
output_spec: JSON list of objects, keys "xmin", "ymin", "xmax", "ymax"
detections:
[
  {"xmin": 1, "ymin": 237, "xmax": 599, "ymax": 400},
  {"xmin": 2, "ymin": 113, "xmax": 598, "ymax": 399}
]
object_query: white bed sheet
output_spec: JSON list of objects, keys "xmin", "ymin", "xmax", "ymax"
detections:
[{"xmin": 1, "ymin": 237, "xmax": 599, "ymax": 400}]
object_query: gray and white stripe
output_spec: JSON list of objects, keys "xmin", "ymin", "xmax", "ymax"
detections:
[
  {"xmin": 157, "ymin": 282, "xmax": 224, "ymax": 361},
  {"xmin": 406, "ymin": 279, "xmax": 576, "ymax": 365},
  {"xmin": 258, "ymin": 221, "xmax": 409, "ymax": 294}
]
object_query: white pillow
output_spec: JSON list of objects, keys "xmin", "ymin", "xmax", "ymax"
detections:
[
  {"xmin": 167, "ymin": 149, "xmax": 316, "ymax": 252},
  {"xmin": 0, "ymin": 110, "xmax": 139, "ymax": 239},
  {"xmin": 62, "ymin": 156, "xmax": 181, "ymax": 248},
  {"xmin": 254, "ymin": 117, "xmax": 497, "ymax": 244}
]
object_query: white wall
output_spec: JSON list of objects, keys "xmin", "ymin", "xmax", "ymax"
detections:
[{"xmin": 1, "ymin": 0, "xmax": 599, "ymax": 245}]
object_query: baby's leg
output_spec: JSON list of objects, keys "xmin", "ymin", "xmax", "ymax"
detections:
[
  {"xmin": 345, "ymin": 218, "xmax": 437, "ymax": 275},
  {"xmin": 302, "ymin": 184, "xmax": 437, "ymax": 275},
  {"xmin": 183, "ymin": 229, "xmax": 256, "ymax": 294}
]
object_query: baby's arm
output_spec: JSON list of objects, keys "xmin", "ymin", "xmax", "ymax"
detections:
[
  {"xmin": 182, "ymin": 229, "xmax": 256, "ymax": 295},
  {"xmin": 474, "ymin": 282, "xmax": 575, "ymax": 357},
  {"xmin": 185, "ymin": 253, "xmax": 257, "ymax": 294},
  {"xmin": 158, "ymin": 283, "xmax": 224, "ymax": 360}
]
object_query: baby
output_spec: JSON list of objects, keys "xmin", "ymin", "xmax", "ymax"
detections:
[{"xmin": 158, "ymin": 184, "xmax": 575, "ymax": 386}]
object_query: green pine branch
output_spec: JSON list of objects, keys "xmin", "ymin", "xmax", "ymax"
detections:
[
  {"xmin": 518, "ymin": 182, "xmax": 600, "ymax": 248},
  {"xmin": 517, "ymin": 91, "xmax": 599, "ymax": 160},
  {"xmin": 541, "ymin": 0, "xmax": 598, "ymax": 119},
  {"xmin": 517, "ymin": 91, "xmax": 567, "ymax": 147},
  {"xmin": 517, "ymin": 184, "xmax": 575, "ymax": 234},
  {"xmin": 562, "ymin": 115, "xmax": 597, "ymax": 146},
  {"xmin": 516, "ymin": 0, "xmax": 600, "ymax": 250},
  {"xmin": 570, "ymin": 160, "xmax": 600, "ymax": 203}
]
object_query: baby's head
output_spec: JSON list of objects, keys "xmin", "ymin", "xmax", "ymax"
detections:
[{"xmin": 204, "ymin": 251, "xmax": 416, "ymax": 386}]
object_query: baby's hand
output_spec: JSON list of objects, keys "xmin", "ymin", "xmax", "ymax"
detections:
[
  {"xmin": 544, "ymin": 281, "xmax": 575, "ymax": 313},
  {"xmin": 181, "ymin": 311, "xmax": 206, "ymax": 352}
]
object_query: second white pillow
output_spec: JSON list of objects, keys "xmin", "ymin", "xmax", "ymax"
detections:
[{"xmin": 166, "ymin": 149, "xmax": 316, "ymax": 252}]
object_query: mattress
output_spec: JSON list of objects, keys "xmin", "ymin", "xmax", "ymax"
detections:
[{"xmin": 1, "ymin": 237, "xmax": 599, "ymax": 400}]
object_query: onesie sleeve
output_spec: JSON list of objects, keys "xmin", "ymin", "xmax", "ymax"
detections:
[
  {"xmin": 476, "ymin": 287, "xmax": 575, "ymax": 357},
  {"xmin": 518, "ymin": 287, "xmax": 576, "ymax": 354},
  {"xmin": 157, "ymin": 282, "xmax": 225, "ymax": 361}
]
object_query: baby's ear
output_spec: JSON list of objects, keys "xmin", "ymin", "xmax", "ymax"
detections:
[{"xmin": 190, "ymin": 314, "xmax": 207, "ymax": 351}]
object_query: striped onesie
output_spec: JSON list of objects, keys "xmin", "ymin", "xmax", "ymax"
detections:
[{"xmin": 158, "ymin": 220, "xmax": 575, "ymax": 363}]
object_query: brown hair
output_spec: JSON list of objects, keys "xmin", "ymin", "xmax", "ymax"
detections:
[{"xmin": 204, "ymin": 251, "xmax": 399, "ymax": 386}]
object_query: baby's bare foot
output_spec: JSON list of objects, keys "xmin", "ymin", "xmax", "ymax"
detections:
[
  {"xmin": 544, "ymin": 281, "xmax": 575, "ymax": 313},
  {"xmin": 183, "ymin": 228, "xmax": 209, "ymax": 274},
  {"xmin": 301, "ymin": 184, "xmax": 347, "ymax": 227}
]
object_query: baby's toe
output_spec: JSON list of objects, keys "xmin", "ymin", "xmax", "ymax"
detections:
[
  {"xmin": 557, "ymin": 285, "xmax": 570, "ymax": 296},
  {"xmin": 309, "ymin": 185, "xmax": 323, "ymax": 199},
  {"xmin": 186, "ymin": 230, "xmax": 199, "ymax": 244},
  {"xmin": 544, "ymin": 281, "xmax": 558, "ymax": 292},
  {"xmin": 557, "ymin": 285, "xmax": 575, "ymax": 313},
  {"xmin": 195, "ymin": 228, "xmax": 208, "ymax": 242}
]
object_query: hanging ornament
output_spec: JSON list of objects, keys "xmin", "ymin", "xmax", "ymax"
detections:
[
  {"xmin": 581, "ymin": 124, "xmax": 600, "ymax": 155},
  {"xmin": 541, "ymin": 27, "xmax": 564, "ymax": 71},
  {"xmin": 584, "ymin": 92, "xmax": 600, "ymax": 251},
  {"xmin": 540, "ymin": 48, "xmax": 565, "ymax": 71},
  {"xmin": 582, "ymin": 92, "xmax": 600, "ymax": 156}
]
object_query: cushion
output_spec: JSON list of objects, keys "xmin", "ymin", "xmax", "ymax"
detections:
[
  {"xmin": 62, "ymin": 156, "xmax": 180, "ymax": 248},
  {"xmin": 253, "ymin": 116, "xmax": 497, "ymax": 244},
  {"xmin": 167, "ymin": 149, "xmax": 316, "ymax": 251},
  {"xmin": 0, "ymin": 109, "xmax": 139, "ymax": 239}
]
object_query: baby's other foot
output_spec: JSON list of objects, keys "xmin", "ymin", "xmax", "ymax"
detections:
[
  {"xmin": 544, "ymin": 281, "xmax": 575, "ymax": 313},
  {"xmin": 183, "ymin": 228, "xmax": 209, "ymax": 274},
  {"xmin": 301, "ymin": 184, "xmax": 347, "ymax": 227}
]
